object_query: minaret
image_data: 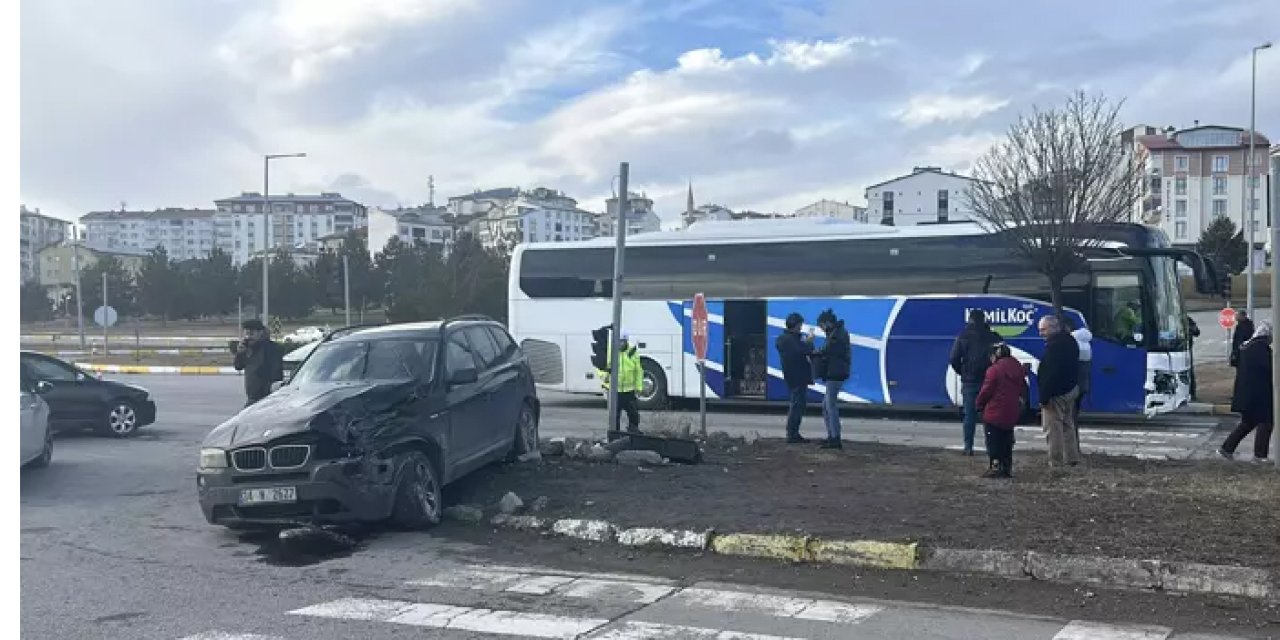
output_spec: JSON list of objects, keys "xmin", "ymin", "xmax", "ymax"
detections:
[{"xmin": 685, "ymin": 181, "xmax": 695, "ymax": 228}]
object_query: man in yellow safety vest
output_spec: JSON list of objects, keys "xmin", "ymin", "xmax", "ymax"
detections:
[{"xmin": 598, "ymin": 332, "xmax": 643, "ymax": 433}]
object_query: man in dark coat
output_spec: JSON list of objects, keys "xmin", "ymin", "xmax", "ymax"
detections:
[
  {"xmin": 775, "ymin": 312, "xmax": 815, "ymax": 444},
  {"xmin": 1222, "ymin": 321, "xmax": 1273, "ymax": 461},
  {"xmin": 1230, "ymin": 311, "xmax": 1254, "ymax": 368},
  {"xmin": 1037, "ymin": 315, "xmax": 1081, "ymax": 466},
  {"xmin": 813, "ymin": 309, "xmax": 851, "ymax": 450},
  {"xmin": 233, "ymin": 319, "xmax": 284, "ymax": 407},
  {"xmin": 950, "ymin": 309, "xmax": 1001, "ymax": 455}
]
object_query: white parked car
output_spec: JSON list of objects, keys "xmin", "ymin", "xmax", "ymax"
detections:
[
  {"xmin": 21, "ymin": 381, "xmax": 53, "ymax": 468},
  {"xmin": 282, "ymin": 326, "xmax": 326, "ymax": 345}
]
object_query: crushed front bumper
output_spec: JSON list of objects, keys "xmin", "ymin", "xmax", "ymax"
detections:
[{"xmin": 197, "ymin": 458, "xmax": 396, "ymax": 528}]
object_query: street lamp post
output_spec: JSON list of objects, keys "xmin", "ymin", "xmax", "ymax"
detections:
[
  {"xmin": 261, "ymin": 152, "xmax": 306, "ymax": 326},
  {"xmin": 1247, "ymin": 42, "xmax": 1272, "ymax": 318}
]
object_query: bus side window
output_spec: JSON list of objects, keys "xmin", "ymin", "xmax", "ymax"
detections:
[{"xmin": 1092, "ymin": 274, "xmax": 1144, "ymax": 345}]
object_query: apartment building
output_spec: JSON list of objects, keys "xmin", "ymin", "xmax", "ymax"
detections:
[
  {"xmin": 37, "ymin": 242, "xmax": 148, "ymax": 304},
  {"xmin": 793, "ymin": 199, "xmax": 868, "ymax": 223},
  {"xmin": 864, "ymin": 166, "xmax": 977, "ymax": 226},
  {"xmin": 448, "ymin": 187, "xmax": 598, "ymax": 248},
  {"xmin": 1127, "ymin": 124, "xmax": 1271, "ymax": 245},
  {"xmin": 367, "ymin": 206, "xmax": 455, "ymax": 254},
  {"xmin": 213, "ymin": 192, "xmax": 367, "ymax": 265},
  {"xmin": 600, "ymin": 192, "xmax": 662, "ymax": 237},
  {"xmin": 80, "ymin": 208, "xmax": 216, "ymax": 262},
  {"xmin": 20, "ymin": 206, "xmax": 71, "ymax": 283}
]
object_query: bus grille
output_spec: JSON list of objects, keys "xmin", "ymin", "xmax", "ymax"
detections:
[{"xmin": 521, "ymin": 339, "xmax": 564, "ymax": 384}]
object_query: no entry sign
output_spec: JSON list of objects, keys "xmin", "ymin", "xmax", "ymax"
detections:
[
  {"xmin": 692, "ymin": 293, "xmax": 708, "ymax": 362},
  {"xmin": 1219, "ymin": 307, "xmax": 1237, "ymax": 330}
]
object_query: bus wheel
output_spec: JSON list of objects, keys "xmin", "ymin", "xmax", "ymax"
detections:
[{"xmin": 637, "ymin": 360, "xmax": 669, "ymax": 410}]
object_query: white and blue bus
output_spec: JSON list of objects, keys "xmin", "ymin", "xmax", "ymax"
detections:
[{"xmin": 509, "ymin": 219, "xmax": 1219, "ymax": 417}]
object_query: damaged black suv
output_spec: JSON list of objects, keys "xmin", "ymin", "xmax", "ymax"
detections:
[{"xmin": 197, "ymin": 316, "xmax": 540, "ymax": 530}]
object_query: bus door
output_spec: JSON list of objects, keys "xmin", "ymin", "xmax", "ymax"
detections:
[{"xmin": 722, "ymin": 300, "xmax": 769, "ymax": 399}]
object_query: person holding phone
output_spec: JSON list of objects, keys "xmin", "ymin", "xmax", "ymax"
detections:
[{"xmin": 233, "ymin": 319, "xmax": 284, "ymax": 407}]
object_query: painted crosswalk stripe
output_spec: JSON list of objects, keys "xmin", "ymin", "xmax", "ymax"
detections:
[
  {"xmin": 587, "ymin": 621, "xmax": 807, "ymax": 640},
  {"xmin": 1053, "ymin": 620, "xmax": 1172, "ymax": 640},
  {"xmin": 668, "ymin": 588, "xmax": 884, "ymax": 624},
  {"xmin": 289, "ymin": 597, "xmax": 610, "ymax": 639},
  {"xmin": 408, "ymin": 565, "xmax": 677, "ymax": 604},
  {"xmin": 178, "ymin": 633, "xmax": 287, "ymax": 640}
]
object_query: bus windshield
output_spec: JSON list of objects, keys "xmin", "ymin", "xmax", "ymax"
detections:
[{"xmin": 1150, "ymin": 256, "xmax": 1188, "ymax": 351}]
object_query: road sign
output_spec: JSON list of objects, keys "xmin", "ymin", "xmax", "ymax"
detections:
[
  {"xmin": 1219, "ymin": 307, "xmax": 1237, "ymax": 330},
  {"xmin": 692, "ymin": 293, "xmax": 708, "ymax": 362},
  {"xmin": 93, "ymin": 305, "xmax": 118, "ymax": 328}
]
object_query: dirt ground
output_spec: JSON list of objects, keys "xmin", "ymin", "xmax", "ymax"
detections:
[{"xmin": 448, "ymin": 438, "xmax": 1279, "ymax": 569}]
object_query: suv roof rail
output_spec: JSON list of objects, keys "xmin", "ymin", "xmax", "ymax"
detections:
[
  {"xmin": 321, "ymin": 323, "xmax": 386, "ymax": 342},
  {"xmin": 441, "ymin": 314, "xmax": 496, "ymax": 330}
]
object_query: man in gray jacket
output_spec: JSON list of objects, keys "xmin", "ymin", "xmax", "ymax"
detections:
[{"xmin": 233, "ymin": 319, "xmax": 284, "ymax": 407}]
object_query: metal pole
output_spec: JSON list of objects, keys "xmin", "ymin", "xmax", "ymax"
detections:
[
  {"xmin": 607, "ymin": 162, "xmax": 629, "ymax": 434},
  {"xmin": 1272, "ymin": 209, "xmax": 1280, "ymax": 468},
  {"xmin": 699, "ymin": 361, "xmax": 707, "ymax": 437},
  {"xmin": 72, "ymin": 235, "xmax": 85, "ymax": 350},
  {"xmin": 343, "ymin": 252, "xmax": 351, "ymax": 326},
  {"xmin": 262, "ymin": 156, "xmax": 270, "ymax": 323},
  {"xmin": 102, "ymin": 272, "xmax": 108, "ymax": 356},
  {"xmin": 237, "ymin": 296, "xmax": 242, "ymax": 330}
]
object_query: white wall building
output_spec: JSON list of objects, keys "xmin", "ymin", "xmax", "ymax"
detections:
[
  {"xmin": 449, "ymin": 187, "xmax": 598, "ymax": 248},
  {"xmin": 794, "ymin": 199, "xmax": 868, "ymax": 223},
  {"xmin": 80, "ymin": 208, "xmax": 216, "ymax": 262},
  {"xmin": 684, "ymin": 204, "xmax": 734, "ymax": 228},
  {"xmin": 368, "ymin": 206, "xmax": 455, "ymax": 254},
  {"xmin": 864, "ymin": 166, "xmax": 977, "ymax": 226},
  {"xmin": 20, "ymin": 206, "xmax": 71, "ymax": 283},
  {"xmin": 601, "ymin": 192, "xmax": 662, "ymax": 237},
  {"xmin": 214, "ymin": 192, "xmax": 367, "ymax": 265}
]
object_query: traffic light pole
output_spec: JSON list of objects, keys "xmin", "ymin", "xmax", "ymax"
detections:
[
  {"xmin": 607, "ymin": 162, "xmax": 629, "ymax": 435},
  {"xmin": 1271, "ymin": 222, "xmax": 1279, "ymax": 469},
  {"xmin": 342, "ymin": 252, "xmax": 351, "ymax": 327}
]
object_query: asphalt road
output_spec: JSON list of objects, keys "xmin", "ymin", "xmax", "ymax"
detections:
[{"xmin": 20, "ymin": 374, "xmax": 1273, "ymax": 639}]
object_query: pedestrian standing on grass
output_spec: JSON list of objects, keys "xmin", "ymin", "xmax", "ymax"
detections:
[
  {"xmin": 813, "ymin": 309, "xmax": 851, "ymax": 450},
  {"xmin": 976, "ymin": 343, "xmax": 1026, "ymax": 478},
  {"xmin": 950, "ymin": 309, "xmax": 1000, "ymax": 455},
  {"xmin": 775, "ymin": 312, "xmax": 815, "ymax": 444},
  {"xmin": 1230, "ymin": 310, "xmax": 1254, "ymax": 368},
  {"xmin": 233, "ymin": 319, "xmax": 284, "ymax": 407},
  {"xmin": 1221, "ymin": 320, "xmax": 1273, "ymax": 462},
  {"xmin": 1037, "ymin": 315, "xmax": 1081, "ymax": 467},
  {"xmin": 1186, "ymin": 315, "xmax": 1200, "ymax": 399},
  {"xmin": 605, "ymin": 333, "xmax": 644, "ymax": 434}
]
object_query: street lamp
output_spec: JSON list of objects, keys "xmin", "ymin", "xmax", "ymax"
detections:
[
  {"xmin": 261, "ymin": 152, "xmax": 306, "ymax": 326},
  {"xmin": 1247, "ymin": 42, "xmax": 1271, "ymax": 318}
]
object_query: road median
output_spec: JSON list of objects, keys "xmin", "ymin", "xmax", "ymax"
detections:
[
  {"xmin": 75, "ymin": 362, "xmax": 240, "ymax": 376},
  {"xmin": 443, "ymin": 436, "xmax": 1278, "ymax": 603}
]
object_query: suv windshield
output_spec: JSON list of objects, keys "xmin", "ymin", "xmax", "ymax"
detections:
[{"xmin": 292, "ymin": 338, "xmax": 438, "ymax": 385}]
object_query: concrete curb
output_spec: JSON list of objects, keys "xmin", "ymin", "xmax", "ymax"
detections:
[
  {"xmin": 75, "ymin": 363, "xmax": 240, "ymax": 376},
  {"xmin": 23, "ymin": 334, "xmax": 231, "ymax": 343},
  {"xmin": 474, "ymin": 514, "xmax": 1277, "ymax": 603},
  {"xmin": 1182, "ymin": 402, "xmax": 1234, "ymax": 416}
]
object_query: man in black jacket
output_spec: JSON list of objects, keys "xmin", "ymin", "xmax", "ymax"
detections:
[
  {"xmin": 814, "ymin": 309, "xmax": 851, "ymax": 450},
  {"xmin": 775, "ymin": 312, "xmax": 815, "ymax": 444},
  {"xmin": 950, "ymin": 309, "xmax": 1000, "ymax": 455},
  {"xmin": 1037, "ymin": 315, "xmax": 1081, "ymax": 466},
  {"xmin": 1230, "ymin": 311, "xmax": 1254, "ymax": 368},
  {"xmin": 233, "ymin": 319, "xmax": 284, "ymax": 407}
]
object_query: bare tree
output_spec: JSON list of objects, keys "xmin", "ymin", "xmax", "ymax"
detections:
[{"xmin": 967, "ymin": 90, "xmax": 1145, "ymax": 315}]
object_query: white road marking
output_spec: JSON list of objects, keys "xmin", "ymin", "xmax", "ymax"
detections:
[
  {"xmin": 289, "ymin": 597, "xmax": 609, "ymax": 639},
  {"xmin": 178, "ymin": 633, "xmax": 287, "ymax": 640},
  {"xmin": 408, "ymin": 564, "xmax": 677, "ymax": 604},
  {"xmin": 1053, "ymin": 620, "xmax": 1172, "ymax": 640},
  {"xmin": 587, "ymin": 621, "xmax": 807, "ymax": 640},
  {"xmin": 669, "ymin": 588, "xmax": 884, "ymax": 624}
]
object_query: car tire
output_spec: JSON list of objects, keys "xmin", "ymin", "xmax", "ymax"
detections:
[
  {"xmin": 30, "ymin": 431, "xmax": 53, "ymax": 469},
  {"xmin": 389, "ymin": 451, "xmax": 442, "ymax": 530},
  {"xmin": 636, "ymin": 359, "xmax": 669, "ymax": 410},
  {"xmin": 100, "ymin": 400, "xmax": 140, "ymax": 438},
  {"xmin": 506, "ymin": 402, "xmax": 539, "ymax": 462}
]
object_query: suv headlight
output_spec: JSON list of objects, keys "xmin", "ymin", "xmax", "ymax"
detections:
[{"xmin": 199, "ymin": 448, "xmax": 228, "ymax": 470}]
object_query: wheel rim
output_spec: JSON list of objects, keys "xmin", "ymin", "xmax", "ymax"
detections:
[
  {"xmin": 519, "ymin": 408, "xmax": 538, "ymax": 451},
  {"xmin": 42, "ymin": 433, "xmax": 52, "ymax": 461},
  {"xmin": 639, "ymin": 371, "xmax": 657, "ymax": 402},
  {"xmin": 413, "ymin": 461, "xmax": 440, "ymax": 518},
  {"xmin": 108, "ymin": 404, "xmax": 137, "ymax": 434}
]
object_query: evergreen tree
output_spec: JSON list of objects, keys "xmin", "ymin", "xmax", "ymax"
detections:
[
  {"xmin": 20, "ymin": 280, "xmax": 53, "ymax": 322},
  {"xmin": 1196, "ymin": 216, "xmax": 1247, "ymax": 276}
]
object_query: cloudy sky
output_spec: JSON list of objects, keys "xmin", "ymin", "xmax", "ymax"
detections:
[{"xmin": 20, "ymin": 0, "xmax": 1280, "ymax": 225}]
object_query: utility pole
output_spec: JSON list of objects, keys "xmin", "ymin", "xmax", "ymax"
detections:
[
  {"xmin": 72, "ymin": 230, "xmax": 85, "ymax": 350},
  {"xmin": 101, "ymin": 272, "xmax": 108, "ymax": 355},
  {"xmin": 1247, "ymin": 42, "xmax": 1272, "ymax": 318},
  {"xmin": 343, "ymin": 252, "xmax": 351, "ymax": 326},
  {"xmin": 607, "ymin": 163, "xmax": 629, "ymax": 434}
]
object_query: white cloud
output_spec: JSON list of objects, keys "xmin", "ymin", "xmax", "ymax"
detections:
[{"xmin": 893, "ymin": 94, "xmax": 1011, "ymax": 128}]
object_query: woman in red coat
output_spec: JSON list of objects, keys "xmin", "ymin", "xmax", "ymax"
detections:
[{"xmin": 976, "ymin": 343, "xmax": 1027, "ymax": 478}]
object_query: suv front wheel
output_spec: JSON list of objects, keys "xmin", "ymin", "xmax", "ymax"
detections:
[
  {"xmin": 506, "ymin": 402, "xmax": 538, "ymax": 462},
  {"xmin": 390, "ymin": 451, "xmax": 442, "ymax": 529}
]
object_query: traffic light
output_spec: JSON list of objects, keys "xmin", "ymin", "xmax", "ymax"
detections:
[
  {"xmin": 590, "ymin": 325, "xmax": 610, "ymax": 371},
  {"xmin": 1220, "ymin": 272, "xmax": 1233, "ymax": 301}
]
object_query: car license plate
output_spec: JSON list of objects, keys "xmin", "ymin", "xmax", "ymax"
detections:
[{"xmin": 238, "ymin": 486, "xmax": 297, "ymax": 505}]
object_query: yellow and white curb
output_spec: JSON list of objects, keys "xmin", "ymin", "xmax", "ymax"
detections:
[
  {"xmin": 471, "ymin": 513, "xmax": 1277, "ymax": 602},
  {"xmin": 75, "ymin": 363, "xmax": 240, "ymax": 376}
]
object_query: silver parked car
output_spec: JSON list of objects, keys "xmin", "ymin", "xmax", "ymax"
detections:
[{"xmin": 21, "ymin": 379, "xmax": 53, "ymax": 468}]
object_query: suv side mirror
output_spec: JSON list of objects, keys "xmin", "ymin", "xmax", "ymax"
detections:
[
  {"xmin": 449, "ymin": 367, "xmax": 479, "ymax": 386},
  {"xmin": 34, "ymin": 381, "xmax": 53, "ymax": 395}
]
